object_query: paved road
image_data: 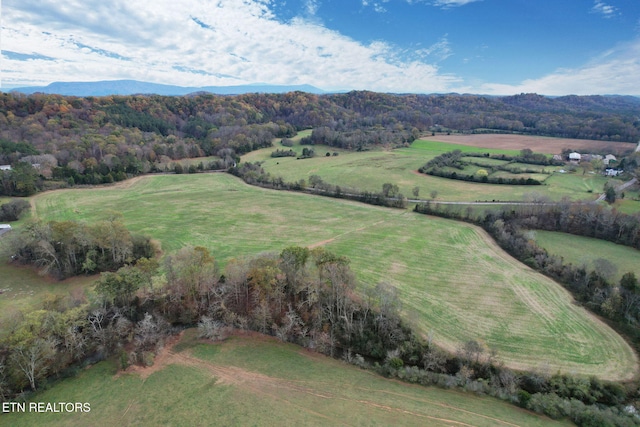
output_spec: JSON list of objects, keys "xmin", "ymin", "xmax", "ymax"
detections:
[{"xmin": 595, "ymin": 177, "xmax": 638, "ymax": 202}]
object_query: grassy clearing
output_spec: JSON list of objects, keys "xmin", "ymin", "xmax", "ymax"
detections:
[
  {"xmin": 2, "ymin": 331, "xmax": 570, "ymax": 427},
  {"xmin": 461, "ymin": 157, "xmax": 511, "ymax": 167},
  {"xmin": 246, "ymin": 138, "xmax": 616, "ymax": 202},
  {"xmin": 532, "ymin": 230, "xmax": 640, "ymax": 283},
  {"xmin": 0, "ymin": 240, "xmax": 95, "ymax": 331},
  {"xmin": 613, "ymin": 188, "xmax": 640, "ymax": 214},
  {"xmin": 28, "ymin": 173, "xmax": 638, "ymax": 379},
  {"xmin": 543, "ymin": 173, "xmax": 618, "ymax": 198}
]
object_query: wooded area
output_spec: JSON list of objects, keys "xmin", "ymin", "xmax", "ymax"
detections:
[{"xmin": 0, "ymin": 91, "xmax": 639, "ymax": 196}]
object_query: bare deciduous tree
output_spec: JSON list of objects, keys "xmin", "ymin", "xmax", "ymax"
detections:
[{"xmin": 10, "ymin": 338, "xmax": 57, "ymax": 391}]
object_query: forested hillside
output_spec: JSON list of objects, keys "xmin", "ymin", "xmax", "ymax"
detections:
[{"xmin": 0, "ymin": 91, "xmax": 638, "ymax": 195}]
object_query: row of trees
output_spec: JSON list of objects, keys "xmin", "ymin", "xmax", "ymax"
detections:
[
  {"xmin": 422, "ymin": 167, "xmax": 543, "ymax": 185},
  {"xmin": 229, "ymin": 162, "xmax": 408, "ymax": 209},
  {"xmin": 419, "ymin": 149, "xmax": 555, "ymax": 185},
  {"xmin": 0, "ymin": 245, "xmax": 411, "ymax": 397},
  {"xmin": 2, "ymin": 242, "xmax": 637, "ymax": 426}
]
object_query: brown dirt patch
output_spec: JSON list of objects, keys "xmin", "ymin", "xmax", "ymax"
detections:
[
  {"xmin": 430, "ymin": 134, "xmax": 635, "ymax": 155},
  {"xmin": 119, "ymin": 331, "xmax": 185, "ymax": 380},
  {"xmin": 107, "ymin": 175, "xmax": 148, "ymax": 190},
  {"xmin": 306, "ymin": 219, "xmax": 388, "ymax": 249},
  {"xmin": 307, "ymin": 238, "xmax": 335, "ymax": 249},
  {"xmin": 122, "ymin": 330, "xmax": 527, "ymax": 426}
]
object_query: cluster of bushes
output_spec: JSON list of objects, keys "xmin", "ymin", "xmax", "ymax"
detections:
[
  {"xmin": 270, "ymin": 149, "xmax": 296, "ymax": 158},
  {"xmin": 298, "ymin": 147, "xmax": 315, "ymax": 159},
  {"xmin": 0, "ymin": 199, "xmax": 30, "ymax": 222},
  {"xmin": 9, "ymin": 218, "xmax": 155, "ymax": 279},
  {"xmin": 280, "ymin": 138, "xmax": 294, "ymax": 147}
]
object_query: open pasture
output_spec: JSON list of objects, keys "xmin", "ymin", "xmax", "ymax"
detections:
[
  {"xmin": 461, "ymin": 156, "xmax": 511, "ymax": 167},
  {"xmin": 616, "ymin": 192, "xmax": 640, "ymax": 214},
  {"xmin": 532, "ymin": 230, "xmax": 640, "ymax": 283},
  {"xmin": 430, "ymin": 134, "xmax": 636, "ymax": 156},
  {"xmin": 245, "ymin": 137, "xmax": 620, "ymax": 202},
  {"xmin": 29, "ymin": 173, "xmax": 638, "ymax": 379},
  {"xmin": 1, "ymin": 331, "xmax": 569, "ymax": 427},
  {"xmin": 0, "ymin": 241, "xmax": 95, "ymax": 331}
]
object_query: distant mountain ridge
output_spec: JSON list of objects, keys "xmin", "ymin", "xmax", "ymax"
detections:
[{"xmin": 7, "ymin": 80, "xmax": 326, "ymax": 96}]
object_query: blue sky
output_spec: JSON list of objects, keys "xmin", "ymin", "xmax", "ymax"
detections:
[{"xmin": 2, "ymin": 0, "xmax": 640, "ymax": 95}]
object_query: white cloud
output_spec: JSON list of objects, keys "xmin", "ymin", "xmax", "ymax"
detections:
[
  {"xmin": 591, "ymin": 1, "xmax": 618, "ymax": 19},
  {"xmin": 432, "ymin": 0, "xmax": 482, "ymax": 8},
  {"xmin": 305, "ymin": 0, "xmax": 320, "ymax": 17},
  {"xmin": 361, "ymin": 0, "xmax": 389, "ymax": 13},
  {"xmin": 1, "ymin": 0, "xmax": 460, "ymax": 92},
  {"xmin": 415, "ymin": 36, "xmax": 453, "ymax": 62},
  {"xmin": 477, "ymin": 40, "xmax": 640, "ymax": 96}
]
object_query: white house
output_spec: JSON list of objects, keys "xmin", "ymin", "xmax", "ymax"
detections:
[
  {"xmin": 569, "ymin": 152, "xmax": 581, "ymax": 162},
  {"xmin": 0, "ymin": 165, "xmax": 11, "ymax": 171}
]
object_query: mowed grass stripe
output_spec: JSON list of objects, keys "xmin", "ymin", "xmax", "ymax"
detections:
[
  {"xmin": 30, "ymin": 174, "xmax": 637, "ymax": 379},
  {"xmin": 323, "ymin": 218, "xmax": 637, "ymax": 378}
]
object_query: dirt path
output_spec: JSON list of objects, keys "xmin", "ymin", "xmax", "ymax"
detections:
[
  {"xmin": 306, "ymin": 219, "xmax": 388, "ymax": 249},
  {"xmin": 120, "ymin": 332, "xmax": 532, "ymax": 426}
]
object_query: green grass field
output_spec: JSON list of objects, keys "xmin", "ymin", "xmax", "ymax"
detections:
[
  {"xmin": 614, "ymin": 188, "xmax": 640, "ymax": 214},
  {"xmin": 27, "ymin": 173, "xmax": 638, "ymax": 380},
  {"xmin": 1, "ymin": 330, "xmax": 570, "ymax": 427},
  {"xmin": 0, "ymin": 240, "xmax": 95, "ymax": 332},
  {"xmin": 244, "ymin": 138, "xmax": 619, "ymax": 202},
  {"xmin": 532, "ymin": 230, "xmax": 640, "ymax": 283}
]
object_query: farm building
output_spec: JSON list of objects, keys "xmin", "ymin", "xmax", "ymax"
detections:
[
  {"xmin": 569, "ymin": 152, "xmax": 581, "ymax": 162},
  {"xmin": 0, "ymin": 165, "xmax": 11, "ymax": 171},
  {"xmin": 604, "ymin": 154, "xmax": 617, "ymax": 165},
  {"xmin": 605, "ymin": 168, "xmax": 622, "ymax": 176},
  {"xmin": 582, "ymin": 154, "xmax": 602, "ymax": 162}
]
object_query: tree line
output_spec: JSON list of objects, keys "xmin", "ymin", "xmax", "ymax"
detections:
[
  {"xmin": 1, "ymin": 241, "xmax": 638, "ymax": 426},
  {"xmin": 229, "ymin": 162, "xmax": 408, "ymax": 209},
  {"xmin": 418, "ymin": 149, "xmax": 565, "ymax": 185}
]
